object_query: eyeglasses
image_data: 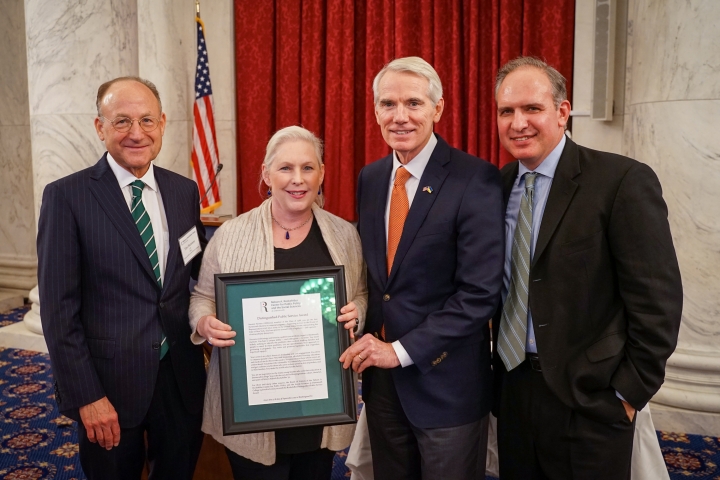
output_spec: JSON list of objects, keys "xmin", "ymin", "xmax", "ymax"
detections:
[{"xmin": 100, "ymin": 116, "xmax": 161, "ymax": 133}]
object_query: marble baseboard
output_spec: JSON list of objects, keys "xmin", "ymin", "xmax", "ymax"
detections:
[
  {"xmin": 0, "ymin": 290, "xmax": 24, "ymax": 312},
  {"xmin": 652, "ymin": 348, "xmax": 720, "ymax": 414},
  {"xmin": 649, "ymin": 401, "xmax": 720, "ymax": 437},
  {"xmin": 0, "ymin": 254, "xmax": 37, "ymax": 291},
  {"xmin": 0, "ymin": 320, "xmax": 48, "ymax": 353}
]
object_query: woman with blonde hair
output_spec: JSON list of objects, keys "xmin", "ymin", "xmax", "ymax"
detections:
[{"xmin": 189, "ymin": 126, "xmax": 367, "ymax": 479}]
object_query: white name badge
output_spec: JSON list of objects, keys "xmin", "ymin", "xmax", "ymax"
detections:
[{"xmin": 179, "ymin": 226, "xmax": 202, "ymax": 265}]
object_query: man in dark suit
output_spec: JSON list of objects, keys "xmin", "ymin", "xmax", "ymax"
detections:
[
  {"xmin": 37, "ymin": 77, "xmax": 207, "ymax": 480},
  {"xmin": 340, "ymin": 57, "xmax": 504, "ymax": 480},
  {"xmin": 493, "ymin": 56, "xmax": 682, "ymax": 479}
]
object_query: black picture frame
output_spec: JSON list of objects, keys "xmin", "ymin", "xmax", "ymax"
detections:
[{"xmin": 214, "ymin": 265, "xmax": 356, "ymax": 435}]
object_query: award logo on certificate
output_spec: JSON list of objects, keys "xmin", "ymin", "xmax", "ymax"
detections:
[{"xmin": 214, "ymin": 266, "xmax": 356, "ymax": 435}]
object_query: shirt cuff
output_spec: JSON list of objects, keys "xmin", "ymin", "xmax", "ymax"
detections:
[
  {"xmin": 615, "ymin": 390, "xmax": 627, "ymax": 402},
  {"xmin": 392, "ymin": 341, "xmax": 414, "ymax": 367}
]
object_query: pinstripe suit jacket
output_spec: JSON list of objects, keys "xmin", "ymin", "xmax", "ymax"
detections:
[{"xmin": 37, "ymin": 154, "xmax": 207, "ymax": 427}]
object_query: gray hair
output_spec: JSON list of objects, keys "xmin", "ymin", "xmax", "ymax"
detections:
[
  {"xmin": 260, "ymin": 126, "xmax": 325, "ymax": 206},
  {"xmin": 495, "ymin": 56, "xmax": 567, "ymax": 108},
  {"xmin": 96, "ymin": 76, "xmax": 162, "ymax": 117},
  {"xmin": 372, "ymin": 56, "xmax": 443, "ymax": 105}
]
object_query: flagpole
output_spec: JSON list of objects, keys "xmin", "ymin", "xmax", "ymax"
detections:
[{"xmin": 196, "ymin": 0, "xmax": 200, "ymax": 18}]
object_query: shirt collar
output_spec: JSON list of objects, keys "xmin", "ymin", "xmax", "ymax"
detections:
[
  {"xmin": 392, "ymin": 133, "xmax": 437, "ymax": 180},
  {"xmin": 106, "ymin": 152, "xmax": 158, "ymax": 192},
  {"xmin": 516, "ymin": 134, "xmax": 566, "ymax": 186}
]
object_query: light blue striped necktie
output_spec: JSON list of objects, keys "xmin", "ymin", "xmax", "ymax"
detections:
[
  {"xmin": 497, "ymin": 172, "xmax": 538, "ymax": 371},
  {"xmin": 130, "ymin": 180, "xmax": 168, "ymax": 359}
]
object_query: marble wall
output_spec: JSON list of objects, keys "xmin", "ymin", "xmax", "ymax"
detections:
[
  {"xmin": 24, "ymin": 0, "xmax": 139, "ymax": 218},
  {"xmin": 623, "ymin": 0, "xmax": 720, "ymax": 434},
  {"xmin": 0, "ymin": 0, "xmax": 36, "ymax": 292},
  {"xmin": 575, "ymin": 0, "xmax": 720, "ymax": 435},
  {"xmin": 20, "ymin": 0, "xmax": 236, "ymax": 331},
  {"xmin": 571, "ymin": 0, "xmax": 628, "ymax": 153},
  {"xmin": 138, "ymin": 0, "xmax": 195, "ymax": 176},
  {"xmin": 200, "ymin": 0, "xmax": 237, "ymax": 217},
  {"xmin": 23, "ymin": 0, "xmax": 236, "ymax": 216},
  {"xmin": 137, "ymin": 0, "xmax": 237, "ymax": 216}
]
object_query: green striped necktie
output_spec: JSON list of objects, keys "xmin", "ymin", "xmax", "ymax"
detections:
[
  {"xmin": 130, "ymin": 180, "xmax": 168, "ymax": 359},
  {"xmin": 497, "ymin": 172, "xmax": 538, "ymax": 371}
]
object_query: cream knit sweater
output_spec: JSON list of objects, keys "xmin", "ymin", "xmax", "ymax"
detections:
[{"xmin": 189, "ymin": 199, "xmax": 367, "ymax": 466}]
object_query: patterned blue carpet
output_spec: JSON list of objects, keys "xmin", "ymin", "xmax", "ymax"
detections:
[{"xmin": 0, "ymin": 305, "xmax": 718, "ymax": 479}]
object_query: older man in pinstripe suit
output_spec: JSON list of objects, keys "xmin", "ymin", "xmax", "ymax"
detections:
[{"xmin": 37, "ymin": 77, "xmax": 207, "ymax": 480}]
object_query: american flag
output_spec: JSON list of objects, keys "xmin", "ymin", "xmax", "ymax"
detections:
[{"xmin": 192, "ymin": 16, "xmax": 221, "ymax": 213}]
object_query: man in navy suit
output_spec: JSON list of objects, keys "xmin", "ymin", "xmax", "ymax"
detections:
[
  {"xmin": 340, "ymin": 57, "xmax": 505, "ymax": 480},
  {"xmin": 37, "ymin": 77, "xmax": 207, "ymax": 480}
]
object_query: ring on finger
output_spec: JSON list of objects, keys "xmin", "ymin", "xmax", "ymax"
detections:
[
  {"xmin": 208, "ymin": 336, "xmax": 214, "ymax": 344},
  {"xmin": 352, "ymin": 320, "xmax": 359, "ymax": 333},
  {"xmin": 357, "ymin": 354, "xmax": 365, "ymax": 361}
]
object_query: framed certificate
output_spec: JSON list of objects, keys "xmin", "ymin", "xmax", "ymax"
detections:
[{"xmin": 214, "ymin": 265, "xmax": 357, "ymax": 435}]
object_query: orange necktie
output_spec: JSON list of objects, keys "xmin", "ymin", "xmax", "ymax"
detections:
[
  {"xmin": 387, "ymin": 166, "xmax": 412, "ymax": 275},
  {"xmin": 382, "ymin": 166, "xmax": 412, "ymax": 340}
]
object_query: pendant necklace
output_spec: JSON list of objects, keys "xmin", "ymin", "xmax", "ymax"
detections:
[{"xmin": 271, "ymin": 214, "xmax": 313, "ymax": 240}]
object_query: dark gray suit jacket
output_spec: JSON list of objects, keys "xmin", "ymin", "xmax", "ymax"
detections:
[
  {"xmin": 493, "ymin": 137, "xmax": 683, "ymax": 424},
  {"xmin": 38, "ymin": 154, "xmax": 207, "ymax": 427}
]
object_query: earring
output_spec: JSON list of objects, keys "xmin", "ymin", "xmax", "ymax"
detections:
[
  {"xmin": 318, "ymin": 187, "xmax": 322, "ymax": 195},
  {"xmin": 267, "ymin": 188, "xmax": 272, "ymax": 197}
]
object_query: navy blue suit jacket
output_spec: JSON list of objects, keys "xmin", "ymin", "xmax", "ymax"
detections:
[
  {"xmin": 37, "ymin": 154, "xmax": 207, "ymax": 427},
  {"xmin": 357, "ymin": 135, "xmax": 504, "ymax": 428}
]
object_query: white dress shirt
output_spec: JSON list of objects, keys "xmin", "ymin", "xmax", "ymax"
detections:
[
  {"xmin": 383, "ymin": 133, "xmax": 438, "ymax": 367},
  {"xmin": 106, "ymin": 154, "xmax": 169, "ymax": 284}
]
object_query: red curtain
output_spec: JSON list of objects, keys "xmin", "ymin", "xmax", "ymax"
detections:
[{"xmin": 235, "ymin": 0, "xmax": 575, "ymax": 220}]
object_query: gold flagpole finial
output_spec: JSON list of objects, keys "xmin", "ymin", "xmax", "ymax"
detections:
[{"xmin": 195, "ymin": 0, "xmax": 200, "ymax": 17}]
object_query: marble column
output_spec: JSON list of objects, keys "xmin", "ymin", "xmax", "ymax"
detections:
[
  {"xmin": 22, "ymin": 0, "xmax": 138, "ymax": 334},
  {"xmin": 623, "ymin": 0, "xmax": 720, "ymax": 436},
  {"xmin": 137, "ymin": 0, "xmax": 236, "ymax": 213},
  {"xmin": 0, "ymin": 0, "xmax": 36, "ymax": 298},
  {"xmin": 137, "ymin": 0, "xmax": 195, "ymax": 176},
  {"xmin": 200, "ymin": 0, "xmax": 237, "ymax": 217},
  {"xmin": 22, "ymin": 0, "xmax": 236, "ymax": 334}
]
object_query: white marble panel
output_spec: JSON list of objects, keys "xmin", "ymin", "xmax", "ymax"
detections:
[
  {"xmin": 570, "ymin": 115, "xmax": 626, "ymax": 155},
  {"xmin": 138, "ymin": 0, "xmax": 195, "ymax": 122},
  {"xmin": 0, "ymin": 126, "xmax": 35, "ymax": 257},
  {"xmin": 201, "ymin": 0, "xmax": 237, "ymax": 214},
  {"xmin": 572, "ymin": 0, "xmax": 628, "ymax": 114},
  {"xmin": 203, "ymin": 0, "xmax": 236, "ymax": 123},
  {"xmin": 624, "ymin": 100, "xmax": 720, "ymax": 354},
  {"xmin": 24, "ymin": 0, "xmax": 138, "ymax": 116},
  {"xmin": 626, "ymin": 0, "xmax": 720, "ymax": 105},
  {"xmin": 30, "ymin": 114, "xmax": 105, "ymax": 217},
  {"xmin": 154, "ymin": 119, "xmax": 192, "ymax": 177},
  {"xmin": 213, "ymin": 120, "xmax": 237, "ymax": 216},
  {"xmin": 0, "ymin": 0, "xmax": 29, "ymax": 125}
]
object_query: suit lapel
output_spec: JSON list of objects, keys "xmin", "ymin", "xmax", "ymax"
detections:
[
  {"xmin": 370, "ymin": 156, "xmax": 393, "ymax": 287},
  {"xmin": 387, "ymin": 138, "xmax": 450, "ymax": 284},
  {"xmin": 155, "ymin": 167, "xmax": 180, "ymax": 293},
  {"xmin": 501, "ymin": 163, "xmax": 519, "ymax": 204},
  {"xmin": 533, "ymin": 137, "xmax": 580, "ymax": 265},
  {"xmin": 88, "ymin": 155, "xmax": 159, "ymax": 287}
]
